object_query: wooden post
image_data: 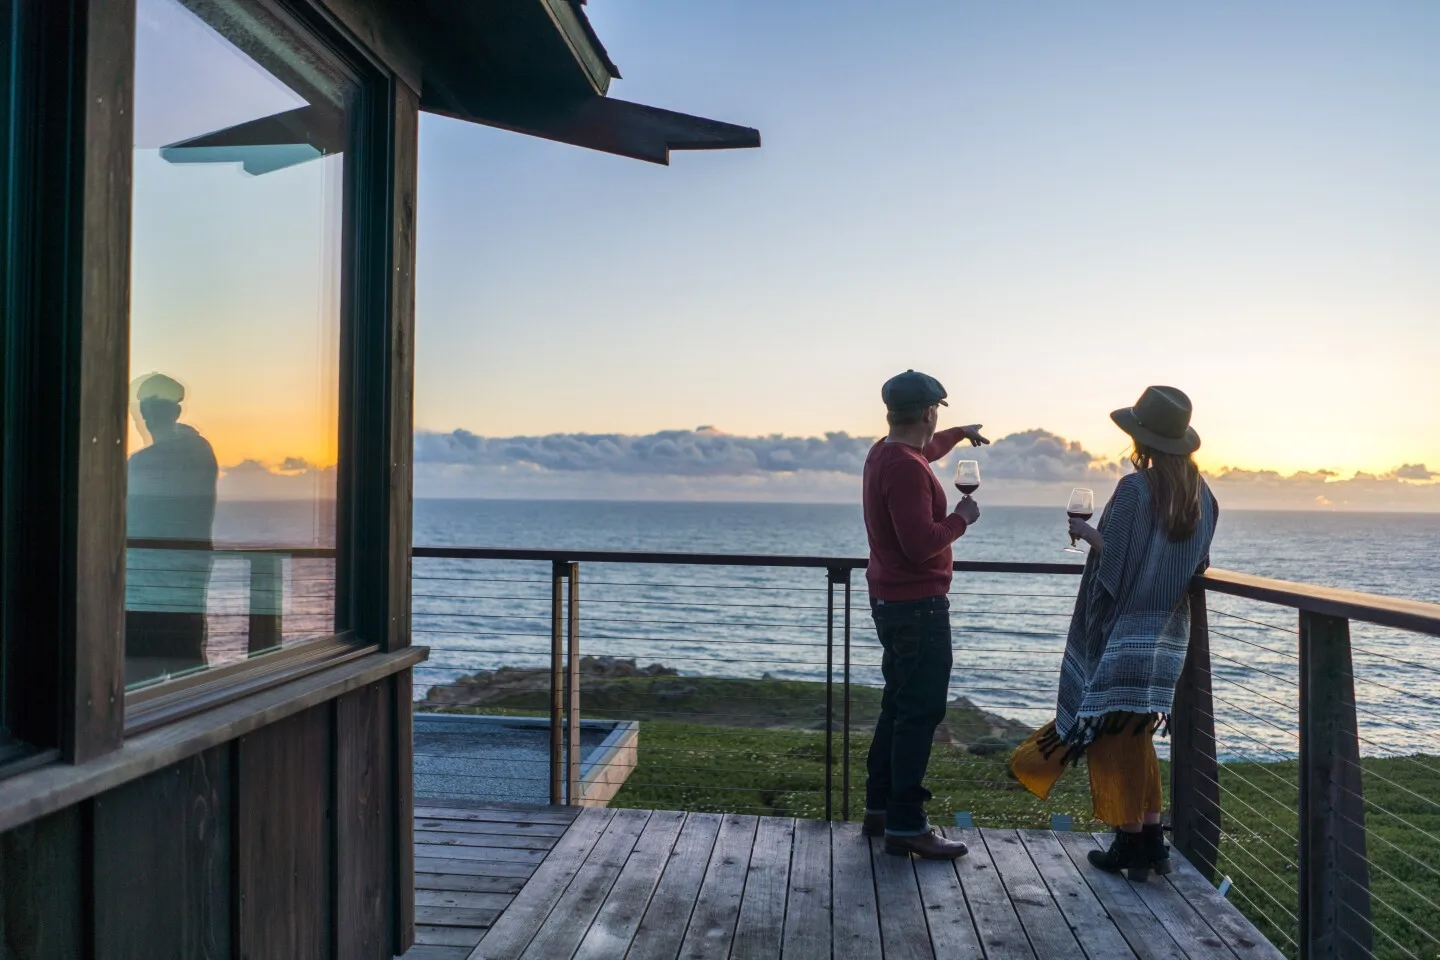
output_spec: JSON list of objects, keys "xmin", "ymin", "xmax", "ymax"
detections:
[
  {"xmin": 565, "ymin": 562, "xmax": 581, "ymax": 805},
  {"xmin": 1171, "ymin": 583, "xmax": 1221, "ymax": 881},
  {"xmin": 1298, "ymin": 611, "xmax": 1371, "ymax": 959},
  {"xmin": 842, "ymin": 568, "xmax": 852, "ymax": 823},
  {"xmin": 247, "ymin": 553, "xmax": 283, "ymax": 654},
  {"xmin": 386, "ymin": 78, "xmax": 420, "ymax": 960},
  {"xmin": 549, "ymin": 561, "xmax": 565, "ymax": 806},
  {"xmin": 824, "ymin": 569, "xmax": 838, "ymax": 821}
]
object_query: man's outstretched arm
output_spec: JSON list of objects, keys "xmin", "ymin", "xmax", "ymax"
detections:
[{"xmin": 922, "ymin": 424, "xmax": 989, "ymax": 463}]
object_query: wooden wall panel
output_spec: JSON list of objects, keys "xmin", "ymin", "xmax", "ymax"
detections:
[
  {"xmin": 393, "ymin": 670, "xmax": 416, "ymax": 953},
  {"xmin": 0, "ymin": 809, "xmax": 83, "ymax": 960},
  {"xmin": 92, "ymin": 747, "xmax": 231, "ymax": 959},
  {"xmin": 236, "ymin": 704, "xmax": 334, "ymax": 960},
  {"xmin": 68, "ymin": 0, "xmax": 134, "ymax": 763},
  {"xmin": 336, "ymin": 682, "xmax": 394, "ymax": 960},
  {"xmin": 384, "ymin": 79, "xmax": 419, "ymax": 655}
]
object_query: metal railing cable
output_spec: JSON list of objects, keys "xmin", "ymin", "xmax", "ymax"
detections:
[{"xmin": 408, "ymin": 546, "xmax": 1440, "ymax": 960}]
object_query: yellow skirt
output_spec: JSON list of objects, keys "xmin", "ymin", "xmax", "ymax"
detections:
[{"xmin": 1008, "ymin": 716, "xmax": 1162, "ymax": 827}]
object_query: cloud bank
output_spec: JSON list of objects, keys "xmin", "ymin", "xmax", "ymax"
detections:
[
  {"xmin": 412, "ymin": 426, "xmax": 1440, "ymax": 511},
  {"xmin": 204, "ymin": 427, "xmax": 1439, "ymax": 510},
  {"xmin": 217, "ymin": 458, "xmax": 335, "ymax": 501}
]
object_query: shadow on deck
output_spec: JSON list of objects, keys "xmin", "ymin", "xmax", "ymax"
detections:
[{"xmin": 400, "ymin": 802, "xmax": 1283, "ymax": 960}]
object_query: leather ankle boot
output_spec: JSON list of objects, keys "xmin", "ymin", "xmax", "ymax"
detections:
[
  {"xmin": 1087, "ymin": 829, "xmax": 1151, "ymax": 881},
  {"xmin": 884, "ymin": 828, "xmax": 968, "ymax": 860},
  {"xmin": 1142, "ymin": 823, "xmax": 1173, "ymax": 875}
]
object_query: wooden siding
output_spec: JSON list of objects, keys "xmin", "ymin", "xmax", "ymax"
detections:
[{"xmin": 0, "ymin": 674, "xmax": 410, "ymax": 958}]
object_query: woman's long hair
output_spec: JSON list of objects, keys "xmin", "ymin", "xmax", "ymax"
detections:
[{"xmin": 1130, "ymin": 443, "xmax": 1202, "ymax": 542}]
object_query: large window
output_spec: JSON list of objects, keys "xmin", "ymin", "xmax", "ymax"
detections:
[{"xmin": 126, "ymin": 0, "xmax": 356, "ymax": 689}]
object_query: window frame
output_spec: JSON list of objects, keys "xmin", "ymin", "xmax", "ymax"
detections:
[
  {"xmin": 118, "ymin": 0, "xmax": 402, "ymax": 728},
  {"xmin": 0, "ymin": 0, "xmax": 407, "ymax": 771}
]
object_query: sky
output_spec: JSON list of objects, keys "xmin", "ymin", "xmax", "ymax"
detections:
[
  {"xmin": 130, "ymin": 0, "xmax": 342, "ymax": 473},
  {"xmin": 127, "ymin": 0, "xmax": 1440, "ymax": 508},
  {"xmin": 412, "ymin": 1, "xmax": 1440, "ymax": 498}
]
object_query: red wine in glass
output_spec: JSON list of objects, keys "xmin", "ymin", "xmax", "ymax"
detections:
[
  {"xmin": 1064, "ymin": 488, "xmax": 1095, "ymax": 552},
  {"xmin": 954, "ymin": 460, "xmax": 980, "ymax": 498}
]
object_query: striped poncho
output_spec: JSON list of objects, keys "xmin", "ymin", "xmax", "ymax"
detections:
[{"xmin": 1050, "ymin": 472, "xmax": 1218, "ymax": 756}]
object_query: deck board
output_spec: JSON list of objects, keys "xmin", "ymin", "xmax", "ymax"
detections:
[
  {"xmin": 468, "ymin": 807, "xmax": 615, "ymax": 960},
  {"xmin": 730, "ymin": 817, "xmax": 795, "ymax": 960},
  {"xmin": 983, "ymin": 829, "xmax": 1084, "ymax": 959},
  {"xmin": 831, "ymin": 821, "xmax": 884, "ymax": 960},
  {"xmin": 572, "ymin": 809, "xmax": 687, "ymax": 960},
  {"xmin": 869, "ymin": 836, "xmax": 934, "ymax": 960},
  {"xmin": 1162, "ymin": 843, "xmax": 1288, "ymax": 960},
  {"xmin": 952, "ymin": 827, "xmax": 1037, "ymax": 960},
  {"xmin": 1017, "ymin": 830, "xmax": 1137, "ymax": 960},
  {"xmin": 780, "ymin": 818, "xmax": 832, "ymax": 960},
  {"xmin": 626, "ymin": 813, "xmax": 723, "ymax": 960},
  {"xmin": 1055, "ymin": 831, "xmax": 1191, "ymax": 960},
  {"xmin": 913, "ymin": 840, "xmax": 986, "ymax": 959},
  {"xmin": 676, "ymin": 813, "xmax": 759, "ymax": 960},
  {"xmin": 517, "ymin": 810, "xmax": 652, "ymax": 960},
  {"xmin": 1087, "ymin": 833, "xmax": 1239, "ymax": 960},
  {"xmin": 399, "ymin": 805, "xmax": 1285, "ymax": 960}
]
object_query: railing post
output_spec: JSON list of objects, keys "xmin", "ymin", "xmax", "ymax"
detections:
[
  {"xmin": 247, "ymin": 553, "xmax": 283, "ymax": 654},
  {"xmin": 566, "ymin": 562, "xmax": 581, "ymax": 806},
  {"xmin": 1171, "ymin": 583, "xmax": 1221, "ymax": 880},
  {"xmin": 549, "ymin": 560, "xmax": 565, "ymax": 806},
  {"xmin": 842, "ymin": 568, "xmax": 852, "ymax": 823},
  {"xmin": 1298, "ymin": 611, "xmax": 1371, "ymax": 960},
  {"xmin": 824, "ymin": 568, "xmax": 839, "ymax": 821}
]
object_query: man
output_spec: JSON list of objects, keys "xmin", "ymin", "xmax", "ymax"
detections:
[
  {"xmin": 863, "ymin": 369, "xmax": 987, "ymax": 859},
  {"xmin": 126, "ymin": 373, "xmax": 219, "ymax": 684}
]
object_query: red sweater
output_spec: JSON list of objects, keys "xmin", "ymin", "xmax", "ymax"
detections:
[{"xmin": 863, "ymin": 428, "xmax": 968, "ymax": 600}]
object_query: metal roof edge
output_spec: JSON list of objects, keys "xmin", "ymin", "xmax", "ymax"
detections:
[{"xmin": 539, "ymin": 0, "xmax": 621, "ymax": 96}]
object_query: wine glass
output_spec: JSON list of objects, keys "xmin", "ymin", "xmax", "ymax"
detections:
[
  {"xmin": 954, "ymin": 460, "xmax": 980, "ymax": 499},
  {"xmin": 1064, "ymin": 488, "xmax": 1094, "ymax": 553}
]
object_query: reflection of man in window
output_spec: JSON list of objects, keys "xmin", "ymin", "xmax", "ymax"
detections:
[{"xmin": 126, "ymin": 373, "xmax": 218, "ymax": 684}]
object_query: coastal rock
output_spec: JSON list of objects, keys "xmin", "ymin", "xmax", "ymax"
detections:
[{"xmin": 422, "ymin": 657, "xmax": 676, "ymax": 708}]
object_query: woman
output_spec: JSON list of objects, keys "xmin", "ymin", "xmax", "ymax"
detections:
[{"xmin": 1010, "ymin": 386, "xmax": 1218, "ymax": 880}]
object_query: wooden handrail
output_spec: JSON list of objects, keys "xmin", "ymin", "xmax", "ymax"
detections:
[{"xmin": 1198, "ymin": 567, "xmax": 1440, "ymax": 636}]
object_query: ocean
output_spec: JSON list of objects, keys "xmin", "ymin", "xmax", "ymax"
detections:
[{"xmin": 410, "ymin": 500, "xmax": 1440, "ymax": 763}]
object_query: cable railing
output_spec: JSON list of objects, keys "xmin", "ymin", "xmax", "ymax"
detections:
[
  {"xmin": 410, "ymin": 545, "xmax": 1440, "ymax": 960},
  {"xmin": 122, "ymin": 538, "xmax": 337, "ymax": 682},
  {"xmin": 1173, "ymin": 571, "xmax": 1440, "ymax": 960}
]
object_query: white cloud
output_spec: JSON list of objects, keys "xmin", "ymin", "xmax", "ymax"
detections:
[
  {"xmin": 218, "ymin": 459, "xmax": 335, "ymax": 501},
  {"xmin": 955, "ymin": 428, "xmax": 1122, "ymax": 483},
  {"xmin": 414, "ymin": 428, "xmax": 873, "ymax": 477},
  {"xmin": 412, "ymin": 426, "xmax": 1440, "ymax": 510},
  {"xmin": 1394, "ymin": 463, "xmax": 1436, "ymax": 481}
]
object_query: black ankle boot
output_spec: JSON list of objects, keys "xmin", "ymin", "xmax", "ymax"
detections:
[
  {"xmin": 1088, "ymin": 830, "xmax": 1152, "ymax": 881},
  {"xmin": 1143, "ymin": 824, "xmax": 1173, "ymax": 875}
]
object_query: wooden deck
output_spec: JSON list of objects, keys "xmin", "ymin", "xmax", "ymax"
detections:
[{"xmin": 400, "ymin": 803, "xmax": 1284, "ymax": 960}]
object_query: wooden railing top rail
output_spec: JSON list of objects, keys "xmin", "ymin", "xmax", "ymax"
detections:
[
  {"xmin": 1200, "ymin": 567, "xmax": 1440, "ymax": 637},
  {"xmin": 126, "ymin": 538, "xmax": 334, "ymax": 559},
  {"xmin": 411, "ymin": 545, "xmax": 1084, "ymax": 574},
  {"xmin": 129, "ymin": 540, "xmax": 1440, "ymax": 637}
]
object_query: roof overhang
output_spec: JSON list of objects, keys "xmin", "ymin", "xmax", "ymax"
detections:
[
  {"xmin": 160, "ymin": 0, "xmax": 759, "ymax": 170},
  {"xmin": 406, "ymin": 0, "xmax": 760, "ymax": 165}
]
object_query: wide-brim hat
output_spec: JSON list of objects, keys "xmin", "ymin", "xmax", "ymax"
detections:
[{"xmin": 1111, "ymin": 385, "xmax": 1200, "ymax": 455}]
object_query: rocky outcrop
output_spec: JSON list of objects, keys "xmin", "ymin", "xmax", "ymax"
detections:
[{"xmin": 423, "ymin": 657, "xmax": 676, "ymax": 709}]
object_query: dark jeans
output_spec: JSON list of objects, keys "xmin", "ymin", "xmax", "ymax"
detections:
[{"xmin": 865, "ymin": 595, "xmax": 953, "ymax": 835}]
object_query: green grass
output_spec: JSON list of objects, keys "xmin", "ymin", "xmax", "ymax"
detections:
[{"xmin": 426, "ymin": 676, "xmax": 1440, "ymax": 959}]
